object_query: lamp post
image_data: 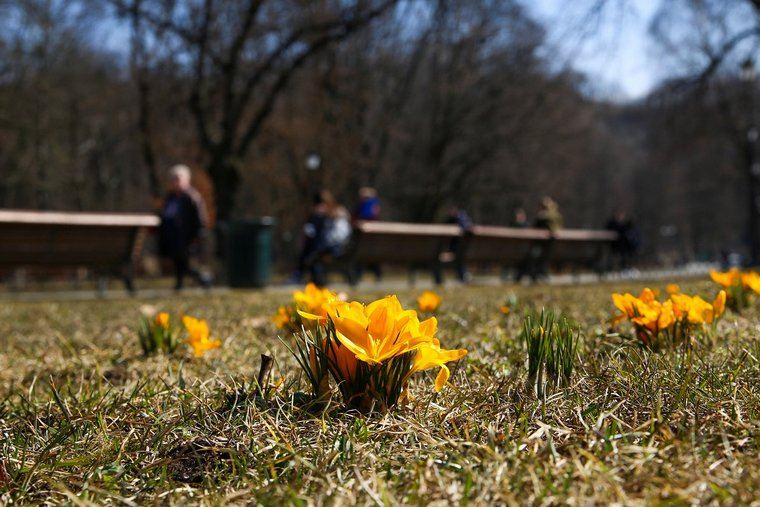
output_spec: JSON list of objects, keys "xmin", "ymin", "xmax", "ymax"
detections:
[
  {"xmin": 305, "ymin": 151, "xmax": 321, "ymax": 197},
  {"xmin": 305, "ymin": 152, "xmax": 321, "ymax": 172},
  {"xmin": 741, "ymin": 58, "xmax": 760, "ymax": 265}
]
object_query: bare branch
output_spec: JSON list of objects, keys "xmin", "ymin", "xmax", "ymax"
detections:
[{"xmin": 235, "ymin": 0, "xmax": 397, "ymax": 157}]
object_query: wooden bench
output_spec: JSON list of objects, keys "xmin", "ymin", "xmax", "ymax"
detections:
[
  {"xmin": 550, "ymin": 229, "xmax": 618, "ymax": 270},
  {"xmin": 0, "ymin": 209, "xmax": 159, "ymax": 292},
  {"xmin": 465, "ymin": 226, "xmax": 550, "ymax": 272},
  {"xmin": 465, "ymin": 225, "xmax": 616, "ymax": 280},
  {"xmin": 349, "ymin": 221, "xmax": 461, "ymax": 284},
  {"xmin": 348, "ymin": 221, "xmax": 617, "ymax": 284}
]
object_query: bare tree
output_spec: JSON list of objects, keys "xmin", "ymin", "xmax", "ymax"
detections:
[
  {"xmin": 111, "ymin": 0, "xmax": 398, "ymax": 220},
  {"xmin": 649, "ymin": 0, "xmax": 760, "ymax": 261}
]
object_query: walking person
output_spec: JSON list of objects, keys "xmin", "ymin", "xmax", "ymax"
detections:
[
  {"xmin": 293, "ymin": 191, "xmax": 332, "ymax": 284},
  {"xmin": 606, "ymin": 209, "xmax": 639, "ymax": 271},
  {"xmin": 297, "ymin": 190, "xmax": 352, "ymax": 286},
  {"xmin": 158, "ymin": 165, "xmax": 212, "ymax": 290},
  {"xmin": 534, "ymin": 196, "xmax": 563, "ymax": 232},
  {"xmin": 510, "ymin": 207, "xmax": 529, "ymax": 228},
  {"xmin": 516, "ymin": 197, "xmax": 563, "ymax": 282},
  {"xmin": 445, "ymin": 206, "xmax": 474, "ymax": 283}
]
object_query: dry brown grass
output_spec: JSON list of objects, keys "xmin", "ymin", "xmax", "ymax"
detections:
[{"xmin": 0, "ymin": 279, "xmax": 758, "ymax": 504}]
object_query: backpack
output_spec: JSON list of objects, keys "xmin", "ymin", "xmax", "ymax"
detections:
[{"xmin": 325, "ymin": 216, "xmax": 352, "ymax": 249}]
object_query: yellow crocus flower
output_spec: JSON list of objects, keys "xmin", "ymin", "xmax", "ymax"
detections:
[
  {"xmin": 741, "ymin": 272, "xmax": 760, "ymax": 294},
  {"xmin": 670, "ymin": 292, "xmax": 724, "ymax": 324},
  {"xmin": 611, "ymin": 292, "xmax": 638, "ymax": 325},
  {"xmin": 686, "ymin": 296, "xmax": 713, "ymax": 324},
  {"xmin": 670, "ymin": 293, "xmax": 692, "ymax": 320},
  {"xmin": 666, "ymin": 284, "xmax": 680, "ymax": 295},
  {"xmin": 328, "ymin": 296, "xmax": 429, "ymax": 365},
  {"xmin": 631, "ymin": 299, "xmax": 661, "ymax": 332},
  {"xmin": 658, "ymin": 300, "xmax": 675, "ymax": 329},
  {"xmin": 272, "ymin": 306, "xmax": 291, "ymax": 329},
  {"xmin": 712, "ymin": 290, "xmax": 726, "ymax": 319},
  {"xmin": 297, "ymin": 293, "xmax": 467, "ymax": 405},
  {"xmin": 182, "ymin": 315, "xmax": 221, "ymax": 358},
  {"xmin": 293, "ymin": 283, "xmax": 337, "ymax": 319},
  {"xmin": 416, "ymin": 291, "xmax": 442, "ymax": 312},
  {"xmin": 710, "ymin": 268, "xmax": 741, "ymax": 288},
  {"xmin": 639, "ymin": 287, "xmax": 657, "ymax": 303},
  {"xmin": 154, "ymin": 312, "xmax": 170, "ymax": 329}
]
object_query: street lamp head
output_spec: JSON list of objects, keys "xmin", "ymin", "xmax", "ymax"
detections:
[
  {"xmin": 741, "ymin": 57, "xmax": 756, "ymax": 82},
  {"xmin": 305, "ymin": 152, "xmax": 321, "ymax": 171}
]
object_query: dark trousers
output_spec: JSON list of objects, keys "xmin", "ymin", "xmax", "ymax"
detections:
[
  {"xmin": 355, "ymin": 263, "xmax": 383, "ymax": 282},
  {"xmin": 611, "ymin": 249, "xmax": 633, "ymax": 271},
  {"xmin": 516, "ymin": 241, "xmax": 552, "ymax": 282},
  {"xmin": 173, "ymin": 252, "xmax": 202, "ymax": 290}
]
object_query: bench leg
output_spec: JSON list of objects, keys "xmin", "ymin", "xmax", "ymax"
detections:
[{"xmin": 595, "ymin": 249, "xmax": 608, "ymax": 280}]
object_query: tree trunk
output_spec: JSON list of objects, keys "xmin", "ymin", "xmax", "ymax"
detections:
[{"xmin": 208, "ymin": 158, "xmax": 241, "ymax": 222}]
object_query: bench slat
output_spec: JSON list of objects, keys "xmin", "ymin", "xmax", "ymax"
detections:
[
  {"xmin": 0, "ymin": 209, "xmax": 159, "ymax": 227},
  {"xmin": 356, "ymin": 220, "xmax": 461, "ymax": 236},
  {"xmin": 470, "ymin": 225, "xmax": 551, "ymax": 240}
]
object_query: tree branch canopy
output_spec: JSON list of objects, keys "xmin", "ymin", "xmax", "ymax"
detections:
[{"xmin": 114, "ymin": 0, "xmax": 398, "ymax": 218}]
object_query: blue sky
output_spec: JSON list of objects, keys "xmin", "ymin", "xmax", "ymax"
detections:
[
  {"xmin": 97, "ymin": 0, "xmax": 662, "ymax": 102},
  {"xmin": 527, "ymin": 0, "xmax": 660, "ymax": 101}
]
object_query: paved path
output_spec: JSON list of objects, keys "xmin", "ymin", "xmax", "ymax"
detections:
[{"xmin": 0, "ymin": 263, "xmax": 718, "ymax": 302}]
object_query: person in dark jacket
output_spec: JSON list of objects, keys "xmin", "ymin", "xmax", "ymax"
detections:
[
  {"xmin": 606, "ymin": 209, "xmax": 639, "ymax": 270},
  {"xmin": 510, "ymin": 207, "xmax": 529, "ymax": 228},
  {"xmin": 293, "ymin": 191, "xmax": 331, "ymax": 284},
  {"xmin": 159, "ymin": 165, "xmax": 211, "ymax": 290},
  {"xmin": 445, "ymin": 206, "xmax": 474, "ymax": 283},
  {"xmin": 516, "ymin": 197, "xmax": 562, "ymax": 282}
]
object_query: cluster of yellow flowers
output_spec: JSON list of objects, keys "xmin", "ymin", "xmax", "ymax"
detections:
[
  {"xmin": 710, "ymin": 268, "xmax": 760, "ymax": 310},
  {"xmin": 144, "ymin": 311, "xmax": 220, "ymax": 358},
  {"xmin": 612, "ymin": 287, "xmax": 726, "ymax": 346},
  {"xmin": 279, "ymin": 285, "xmax": 467, "ymax": 412}
]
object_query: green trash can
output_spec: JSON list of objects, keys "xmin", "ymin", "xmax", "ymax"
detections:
[{"xmin": 226, "ymin": 217, "xmax": 275, "ymax": 288}]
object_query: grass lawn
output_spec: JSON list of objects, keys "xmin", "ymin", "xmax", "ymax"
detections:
[{"xmin": 0, "ymin": 279, "xmax": 758, "ymax": 504}]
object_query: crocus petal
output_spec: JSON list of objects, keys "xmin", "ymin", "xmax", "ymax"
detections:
[
  {"xmin": 297, "ymin": 309, "xmax": 326, "ymax": 321},
  {"xmin": 334, "ymin": 331, "xmax": 376, "ymax": 364},
  {"xmin": 419, "ymin": 317, "xmax": 438, "ymax": 337},
  {"xmin": 434, "ymin": 365, "xmax": 450, "ymax": 391},
  {"xmin": 713, "ymin": 290, "xmax": 726, "ymax": 318},
  {"xmin": 639, "ymin": 288, "xmax": 656, "ymax": 304}
]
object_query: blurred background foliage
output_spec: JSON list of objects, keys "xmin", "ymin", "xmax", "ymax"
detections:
[{"xmin": 1, "ymin": 0, "xmax": 760, "ymax": 264}]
